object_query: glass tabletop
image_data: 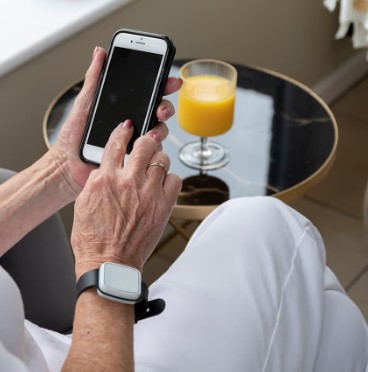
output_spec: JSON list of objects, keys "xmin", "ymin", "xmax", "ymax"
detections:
[{"xmin": 43, "ymin": 60, "xmax": 338, "ymax": 220}]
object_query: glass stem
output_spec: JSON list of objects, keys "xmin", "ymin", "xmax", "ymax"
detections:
[
  {"xmin": 200, "ymin": 137, "xmax": 207, "ymax": 153},
  {"xmin": 200, "ymin": 137, "xmax": 212, "ymax": 171},
  {"xmin": 200, "ymin": 137, "xmax": 211, "ymax": 157}
]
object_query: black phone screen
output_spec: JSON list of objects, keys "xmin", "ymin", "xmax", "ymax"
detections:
[{"xmin": 87, "ymin": 46, "xmax": 163, "ymax": 149}]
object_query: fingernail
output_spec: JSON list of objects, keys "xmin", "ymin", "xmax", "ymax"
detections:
[
  {"xmin": 148, "ymin": 131, "xmax": 160, "ymax": 140},
  {"xmin": 162, "ymin": 107, "xmax": 170, "ymax": 120},
  {"xmin": 121, "ymin": 119, "xmax": 133, "ymax": 129},
  {"xmin": 92, "ymin": 46, "xmax": 99, "ymax": 60}
]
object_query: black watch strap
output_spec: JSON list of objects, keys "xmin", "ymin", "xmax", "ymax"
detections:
[
  {"xmin": 76, "ymin": 268, "xmax": 99, "ymax": 295},
  {"xmin": 76, "ymin": 268, "xmax": 165, "ymax": 323}
]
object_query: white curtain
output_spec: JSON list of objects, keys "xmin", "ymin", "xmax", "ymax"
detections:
[{"xmin": 324, "ymin": 0, "xmax": 368, "ymax": 53}]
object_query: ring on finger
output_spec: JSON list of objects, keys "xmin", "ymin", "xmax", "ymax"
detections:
[{"xmin": 146, "ymin": 162, "xmax": 169, "ymax": 175}]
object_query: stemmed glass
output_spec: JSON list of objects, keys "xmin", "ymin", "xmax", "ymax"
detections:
[{"xmin": 178, "ymin": 59, "xmax": 237, "ymax": 171}]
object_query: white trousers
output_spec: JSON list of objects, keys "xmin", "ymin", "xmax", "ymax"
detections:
[
  {"xmin": 2, "ymin": 197, "xmax": 367, "ymax": 371},
  {"xmin": 134, "ymin": 197, "xmax": 368, "ymax": 372}
]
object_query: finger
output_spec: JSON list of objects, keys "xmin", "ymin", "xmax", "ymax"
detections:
[
  {"xmin": 100, "ymin": 120, "xmax": 133, "ymax": 170},
  {"xmin": 156, "ymin": 99, "xmax": 175, "ymax": 122},
  {"xmin": 123, "ymin": 135, "xmax": 159, "ymax": 178},
  {"xmin": 80, "ymin": 47, "xmax": 106, "ymax": 101},
  {"xmin": 163, "ymin": 77, "xmax": 182, "ymax": 96},
  {"xmin": 145, "ymin": 152, "xmax": 170, "ymax": 185},
  {"xmin": 70, "ymin": 47, "xmax": 106, "ymax": 120},
  {"xmin": 146, "ymin": 122, "xmax": 169, "ymax": 143},
  {"xmin": 163, "ymin": 173, "xmax": 182, "ymax": 206}
]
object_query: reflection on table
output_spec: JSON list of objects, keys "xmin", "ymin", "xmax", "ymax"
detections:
[{"xmin": 43, "ymin": 61, "xmax": 338, "ymax": 221}]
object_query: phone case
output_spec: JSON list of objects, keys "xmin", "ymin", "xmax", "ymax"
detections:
[
  {"xmin": 117, "ymin": 29, "xmax": 176, "ymax": 145},
  {"xmin": 79, "ymin": 28, "xmax": 176, "ymax": 165}
]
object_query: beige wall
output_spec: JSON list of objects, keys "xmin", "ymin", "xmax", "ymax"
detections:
[{"xmin": 0, "ymin": 0, "xmax": 354, "ymax": 233}]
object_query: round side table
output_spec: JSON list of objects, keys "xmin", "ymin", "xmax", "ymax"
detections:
[{"xmin": 43, "ymin": 61, "xmax": 338, "ymax": 223}]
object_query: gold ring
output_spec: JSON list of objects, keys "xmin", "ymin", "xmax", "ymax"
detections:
[{"xmin": 147, "ymin": 162, "xmax": 168, "ymax": 175}]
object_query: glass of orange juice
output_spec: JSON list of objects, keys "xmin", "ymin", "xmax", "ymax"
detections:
[{"xmin": 178, "ymin": 59, "xmax": 237, "ymax": 171}]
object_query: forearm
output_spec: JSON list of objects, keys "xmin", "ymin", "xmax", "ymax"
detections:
[
  {"xmin": 0, "ymin": 151, "xmax": 75, "ymax": 256},
  {"xmin": 62, "ymin": 289, "xmax": 135, "ymax": 372}
]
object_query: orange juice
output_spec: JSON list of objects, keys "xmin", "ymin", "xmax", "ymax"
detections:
[{"xmin": 178, "ymin": 75, "xmax": 235, "ymax": 137}]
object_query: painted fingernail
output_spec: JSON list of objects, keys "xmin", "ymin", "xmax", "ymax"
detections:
[
  {"xmin": 163, "ymin": 108, "xmax": 171, "ymax": 120},
  {"xmin": 121, "ymin": 119, "xmax": 133, "ymax": 129},
  {"xmin": 92, "ymin": 46, "xmax": 99, "ymax": 60},
  {"xmin": 148, "ymin": 131, "xmax": 160, "ymax": 140}
]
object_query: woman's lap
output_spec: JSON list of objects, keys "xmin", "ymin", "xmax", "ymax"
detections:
[{"xmin": 134, "ymin": 197, "xmax": 368, "ymax": 372}]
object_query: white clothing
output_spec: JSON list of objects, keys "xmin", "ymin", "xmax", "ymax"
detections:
[{"xmin": 0, "ymin": 197, "xmax": 367, "ymax": 371}]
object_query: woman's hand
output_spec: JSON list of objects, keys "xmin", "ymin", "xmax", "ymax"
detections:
[
  {"xmin": 50, "ymin": 46, "xmax": 182, "ymax": 203},
  {"xmin": 71, "ymin": 119, "xmax": 182, "ymax": 278}
]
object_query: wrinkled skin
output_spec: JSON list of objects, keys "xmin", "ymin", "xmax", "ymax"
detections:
[
  {"xmin": 50, "ymin": 46, "xmax": 181, "ymax": 202},
  {"xmin": 56, "ymin": 47, "xmax": 183, "ymax": 276}
]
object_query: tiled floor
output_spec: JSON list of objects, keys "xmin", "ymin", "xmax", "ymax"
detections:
[{"xmin": 144, "ymin": 76, "xmax": 368, "ymax": 321}]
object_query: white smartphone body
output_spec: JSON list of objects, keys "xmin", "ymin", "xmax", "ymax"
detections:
[{"xmin": 80, "ymin": 29, "xmax": 175, "ymax": 165}]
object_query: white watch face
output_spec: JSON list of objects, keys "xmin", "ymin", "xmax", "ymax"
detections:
[{"xmin": 99, "ymin": 262, "xmax": 141, "ymax": 302}]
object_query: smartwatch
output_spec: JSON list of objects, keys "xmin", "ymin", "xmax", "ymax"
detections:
[{"xmin": 76, "ymin": 262, "xmax": 165, "ymax": 322}]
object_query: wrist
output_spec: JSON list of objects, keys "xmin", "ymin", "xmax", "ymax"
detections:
[
  {"xmin": 48, "ymin": 148, "xmax": 82, "ymax": 203},
  {"xmin": 75, "ymin": 261, "xmax": 104, "ymax": 281},
  {"xmin": 75, "ymin": 257, "xmax": 143, "ymax": 281},
  {"xmin": 75, "ymin": 262, "xmax": 165, "ymax": 324},
  {"xmin": 73, "ymin": 240, "xmax": 144, "ymax": 279},
  {"xmin": 77, "ymin": 287, "xmax": 135, "ymax": 317}
]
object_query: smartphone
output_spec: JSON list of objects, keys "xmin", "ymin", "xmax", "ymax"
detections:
[{"xmin": 80, "ymin": 29, "xmax": 176, "ymax": 165}]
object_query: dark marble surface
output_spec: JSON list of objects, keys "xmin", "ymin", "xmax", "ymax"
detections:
[{"xmin": 45, "ymin": 61, "xmax": 337, "ymax": 206}]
